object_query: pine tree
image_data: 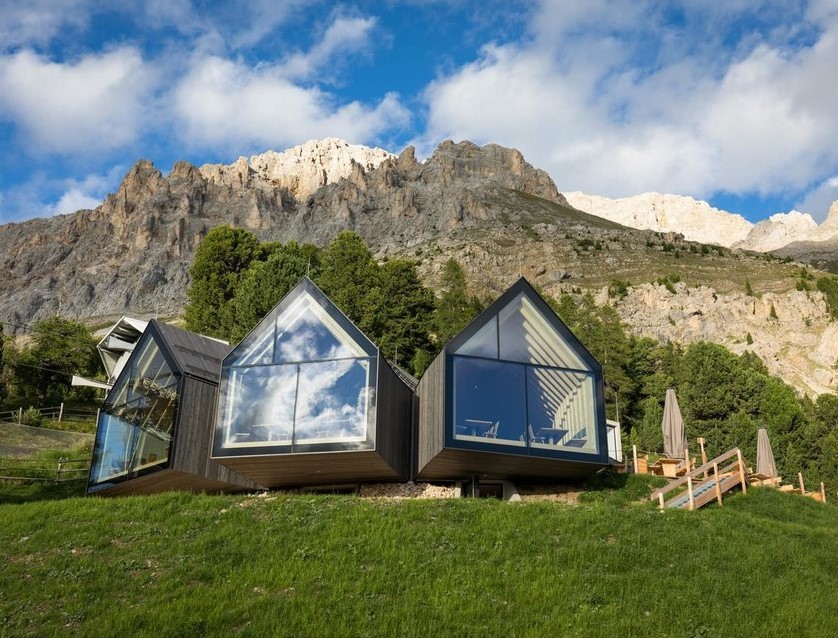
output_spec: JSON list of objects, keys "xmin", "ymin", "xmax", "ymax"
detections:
[
  {"xmin": 434, "ymin": 258, "xmax": 479, "ymax": 345},
  {"xmin": 183, "ymin": 226, "xmax": 263, "ymax": 339}
]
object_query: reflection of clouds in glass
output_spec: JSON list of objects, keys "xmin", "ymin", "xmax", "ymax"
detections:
[
  {"xmin": 275, "ymin": 304, "xmax": 354, "ymax": 363},
  {"xmin": 234, "ymin": 328, "xmax": 273, "ymax": 366},
  {"xmin": 226, "ymin": 365, "xmax": 295, "ymax": 442},
  {"xmin": 295, "ymin": 359, "xmax": 368, "ymax": 441}
]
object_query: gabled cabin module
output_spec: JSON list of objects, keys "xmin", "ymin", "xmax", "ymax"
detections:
[
  {"xmin": 87, "ymin": 321, "xmax": 257, "ymax": 496},
  {"xmin": 211, "ymin": 278, "xmax": 412, "ymax": 487},
  {"xmin": 416, "ymin": 278, "xmax": 609, "ymax": 481}
]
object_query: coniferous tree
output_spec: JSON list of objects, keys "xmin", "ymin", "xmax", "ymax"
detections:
[
  {"xmin": 434, "ymin": 258, "xmax": 480, "ymax": 345},
  {"xmin": 316, "ymin": 232, "xmax": 379, "ymax": 326},
  {"xmin": 360, "ymin": 259, "xmax": 435, "ymax": 371},
  {"xmin": 184, "ymin": 226, "xmax": 263, "ymax": 339},
  {"xmin": 228, "ymin": 242, "xmax": 318, "ymax": 342}
]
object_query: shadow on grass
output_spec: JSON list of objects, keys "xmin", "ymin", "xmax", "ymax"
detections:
[
  {"xmin": 578, "ymin": 469, "xmax": 668, "ymax": 506},
  {"xmin": 0, "ymin": 479, "xmax": 86, "ymax": 505}
]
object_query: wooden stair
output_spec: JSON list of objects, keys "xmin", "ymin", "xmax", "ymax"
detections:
[{"xmin": 650, "ymin": 448, "xmax": 748, "ymax": 511}]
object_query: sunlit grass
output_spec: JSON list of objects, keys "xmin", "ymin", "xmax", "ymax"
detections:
[{"xmin": 1, "ymin": 479, "xmax": 836, "ymax": 637}]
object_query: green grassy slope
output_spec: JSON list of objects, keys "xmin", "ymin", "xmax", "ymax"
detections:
[{"xmin": 1, "ymin": 480, "xmax": 836, "ymax": 638}]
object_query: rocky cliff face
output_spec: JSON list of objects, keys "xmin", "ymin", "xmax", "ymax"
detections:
[
  {"xmin": 610, "ymin": 282, "xmax": 837, "ymax": 396},
  {"xmin": 199, "ymin": 137, "xmax": 394, "ymax": 201},
  {"xmin": 2, "ymin": 137, "xmax": 837, "ymax": 397},
  {"xmin": 563, "ymin": 191, "xmax": 753, "ymax": 247},
  {"xmin": 0, "ymin": 139, "xmax": 570, "ymax": 327},
  {"xmin": 566, "ymin": 191, "xmax": 838, "ymax": 257}
]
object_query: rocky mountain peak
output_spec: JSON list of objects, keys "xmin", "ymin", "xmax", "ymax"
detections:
[
  {"xmin": 563, "ymin": 191, "xmax": 753, "ymax": 247},
  {"xmin": 428, "ymin": 140, "xmax": 561, "ymax": 202},
  {"xmin": 199, "ymin": 137, "xmax": 394, "ymax": 201},
  {"xmin": 820, "ymin": 200, "xmax": 838, "ymax": 230}
]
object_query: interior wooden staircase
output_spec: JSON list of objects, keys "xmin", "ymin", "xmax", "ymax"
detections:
[{"xmin": 650, "ymin": 448, "xmax": 748, "ymax": 511}]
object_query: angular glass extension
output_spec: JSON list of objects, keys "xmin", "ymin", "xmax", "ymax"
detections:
[
  {"xmin": 450, "ymin": 290, "xmax": 602, "ymax": 457},
  {"xmin": 214, "ymin": 279, "xmax": 378, "ymax": 456},
  {"xmin": 89, "ymin": 334, "xmax": 178, "ymax": 486}
]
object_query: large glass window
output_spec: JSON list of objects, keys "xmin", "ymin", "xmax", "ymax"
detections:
[
  {"xmin": 451, "ymin": 293, "xmax": 600, "ymax": 456},
  {"xmin": 453, "ymin": 357, "xmax": 526, "ymax": 446},
  {"xmin": 89, "ymin": 336, "xmax": 179, "ymax": 486},
  {"xmin": 217, "ymin": 287, "xmax": 376, "ymax": 454}
]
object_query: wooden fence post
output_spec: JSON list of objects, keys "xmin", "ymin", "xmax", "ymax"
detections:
[
  {"xmin": 632, "ymin": 445, "xmax": 639, "ymax": 475},
  {"xmin": 821, "ymin": 482, "xmax": 826, "ymax": 504},
  {"xmin": 713, "ymin": 462, "xmax": 722, "ymax": 506},
  {"xmin": 737, "ymin": 449, "xmax": 747, "ymax": 495},
  {"xmin": 687, "ymin": 476, "xmax": 695, "ymax": 511},
  {"xmin": 698, "ymin": 437, "xmax": 708, "ymax": 478},
  {"xmin": 18, "ymin": 407, "xmax": 22, "ymax": 424},
  {"xmin": 58, "ymin": 403, "xmax": 64, "ymax": 423},
  {"xmin": 798, "ymin": 472, "xmax": 806, "ymax": 495}
]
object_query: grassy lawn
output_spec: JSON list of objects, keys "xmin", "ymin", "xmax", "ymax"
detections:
[{"xmin": 0, "ymin": 477, "xmax": 836, "ymax": 638}]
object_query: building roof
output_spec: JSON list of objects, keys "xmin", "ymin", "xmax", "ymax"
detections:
[{"xmin": 152, "ymin": 321, "xmax": 231, "ymax": 384}]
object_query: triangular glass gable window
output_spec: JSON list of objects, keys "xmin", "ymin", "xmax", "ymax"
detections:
[
  {"xmin": 274, "ymin": 293, "xmax": 364, "ymax": 363},
  {"xmin": 454, "ymin": 316, "xmax": 498, "ymax": 359},
  {"xmin": 497, "ymin": 293, "xmax": 586, "ymax": 369}
]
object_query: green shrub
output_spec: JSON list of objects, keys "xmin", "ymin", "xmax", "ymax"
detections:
[
  {"xmin": 817, "ymin": 277, "xmax": 838, "ymax": 317},
  {"xmin": 21, "ymin": 407, "xmax": 43, "ymax": 427},
  {"xmin": 609, "ymin": 279, "xmax": 631, "ymax": 299}
]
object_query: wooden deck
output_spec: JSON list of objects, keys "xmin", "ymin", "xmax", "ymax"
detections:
[{"xmin": 650, "ymin": 448, "xmax": 748, "ymax": 510}]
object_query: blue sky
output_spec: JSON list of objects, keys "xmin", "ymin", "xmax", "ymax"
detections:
[{"xmin": 1, "ymin": 0, "xmax": 838, "ymax": 226}]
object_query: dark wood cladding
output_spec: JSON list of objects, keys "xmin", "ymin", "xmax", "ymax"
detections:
[
  {"xmin": 174, "ymin": 377, "xmax": 258, "ymax": 490},
  {"xmin": 415, "ymin": 353, "xmax": 445, "ymax": 476},
  {"xmin": 374, "ymin": 358, "xmax": 412, "ymax": 480},
  {"xmin": 219, "ymin": 451, "xmax": 401, "ymax": 487},
  {"xmin": 417, "ymin": 447, "xmax": 603, "ymax": 481}
]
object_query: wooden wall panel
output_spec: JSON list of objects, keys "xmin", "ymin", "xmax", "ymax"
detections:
[
  {"xmin": 173, "ymin": 377, "xmax": 258, "ymax": 491},
  {"xmin": 415, "ymin": 354, "xmax": 445, "ymax": 476},
  {"xmin": 417, "ymin": 447, "xmax": 605, "ymax": 482},
  {"xmin": 217, "ymin": 451, "xmax": 401, "ymax": 487},
  {"xmin": 375, "ymin": 360, "xmax": 412, "ymax": 480}
]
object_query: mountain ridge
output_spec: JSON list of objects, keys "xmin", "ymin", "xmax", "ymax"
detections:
[{"xmin": 1, "ymin": 137, "xmax": 836, "ymax": 397}]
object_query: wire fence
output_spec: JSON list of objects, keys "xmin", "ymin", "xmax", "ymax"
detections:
[
  {"xmin": 0, "ymin": 456, "xmax": 90, "ymax": 482},
  {"xmin": 0, "ymin": 404, "xmax": 98, "ymax": 426},
  {"xmin": 0, "ymin": 422, "xmax": 94, "ymax": 458}
]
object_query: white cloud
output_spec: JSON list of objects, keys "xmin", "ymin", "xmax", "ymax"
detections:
[
  {"xmin": 173, "ymin": 54, "xmax": 408, "ymax": 151},
  {"xmin": 418, "ymin": 1, "xmax": 838, "ymax": 206},
  {"xmin": 283, "ymin": 16, "xmax": 378, "ymax": 79},
  {"xmin": 0, "ymin": 166, "xmax": 124, "ymax": 223},
  {"xmin": 0, "ymin": 48, "xmax": 155, "ymax": 155},
  {"xmin": 0, "ymin": 0, "xmax": 90, "ymax": 49},
  {"xmin": 47, "ymin": 165, "xmax": 125, "ymax": 216}
]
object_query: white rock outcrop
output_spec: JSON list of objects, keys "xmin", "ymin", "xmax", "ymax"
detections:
[
  {"xmin": 734, "ymin": 211, "xmax": 819, "ymax": 252},
  {"xmin": 614, "ymin": 282, "xmax": 838, "ymax": 396},
  {"xmin": 565, "ymin": 190, "xmax": 838, "ymax": 254},
  {"xmin": 563, "ymin": 191, "xmax": 753, "ymax": 247},
  {"xmin": 199, "ymin": 137, "xmax": 395, "ymax": 201}
]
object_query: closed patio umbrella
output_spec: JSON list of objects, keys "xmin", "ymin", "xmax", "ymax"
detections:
[
  {"xmin": 662, "ymin": 388, "xmax": 688, "ymax": 459},
  {"xmin": 756, "ymin": 428, "xmax": 777, "ymax": 477}
]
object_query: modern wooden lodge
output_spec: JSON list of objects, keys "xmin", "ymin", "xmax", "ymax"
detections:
[
  {"xmin": 89, "ymin": 278, "xmax": 613, "ymax": 496},
  {"xmin": 415, "ymin": 278, "xmax": 610, "ymax": 481},
  {"xmin": 87, "ymin": 321, "xmax": 257, "ymax": 496},
  {"xmin": 210, "ymin": 278, "xmax": 412, "ymax": 487}
]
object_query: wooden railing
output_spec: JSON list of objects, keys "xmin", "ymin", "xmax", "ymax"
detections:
[
  {"xmin": 0, "ymin": 457, "xmax": 90, "ymax": 482},
  {"xmin": 650, "ymin": 448, "xmax": 748, "ymax": 511}
]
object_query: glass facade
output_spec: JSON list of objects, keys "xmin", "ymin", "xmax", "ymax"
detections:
[
  {"xmin": 89, "ymin": 335, "xmax": 179, "ymax": 487},
  {"xmin": 215, "ymin": 286, "xmax": 377, "ymax": 454},
  {"xmin": 451, "ymin": 292, "xmax": 600, "ymax": 456}
]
